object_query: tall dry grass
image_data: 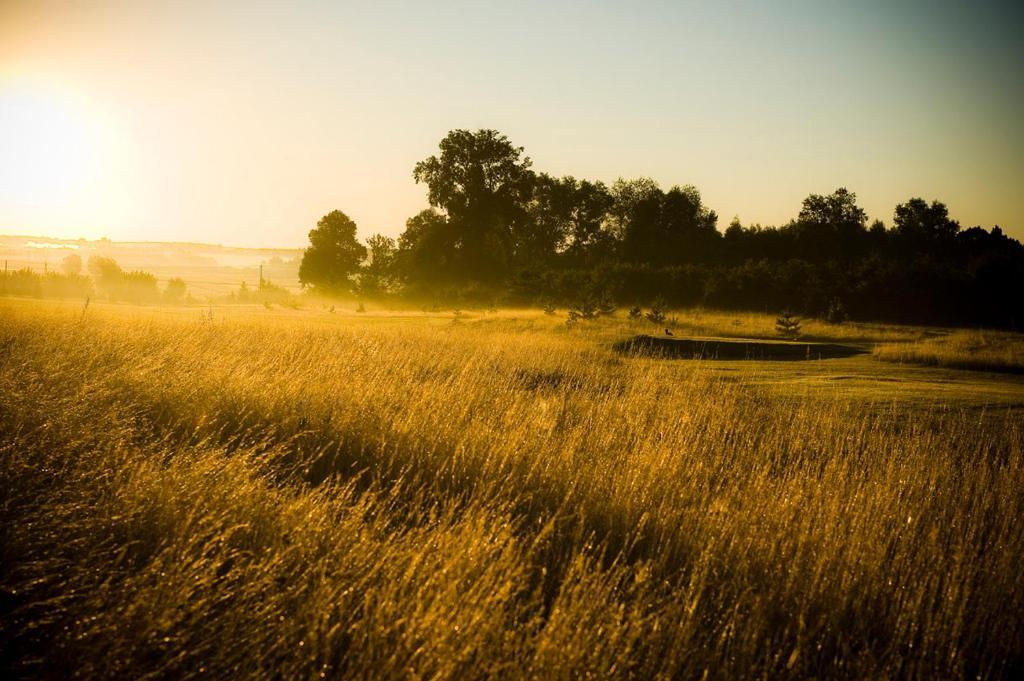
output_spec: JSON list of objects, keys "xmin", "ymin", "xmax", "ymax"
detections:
[
  {"xmin": 874, "ymin": 329, "xmax": 1024, "ymax": 373},
  {"xmin": 1, "ymin": 301, "xmax": 1022, "ymax": 679}
]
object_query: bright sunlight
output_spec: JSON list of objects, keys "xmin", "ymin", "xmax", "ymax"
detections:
[{"xmin": 0, "ymin": 81, "xmax": 114, "ymax": 233}]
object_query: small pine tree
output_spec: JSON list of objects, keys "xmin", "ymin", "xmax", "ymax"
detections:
[
  {"xmin": 645, "ymin": 298, "xmax": 667, "ymax": 325},
  {"xmin": 775, "ymin": 311, "xmax": 801, "ymax": 339},
  {"xmin": 569, "ymin": 297, "xmax": 598, "ymax": 320},
  {"xmin": 596, "ymin": 292, "xmax": 616, "ymax": 317}
]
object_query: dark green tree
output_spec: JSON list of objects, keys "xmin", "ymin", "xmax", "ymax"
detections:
[
  {"xmin": 412, "ymin": 129, "xmax": 535, "ymax": 284},
  {"xmin": 298, "ymin": 210, "xmax": 368, "ymax": 294},
  {"xmin": 612, "ymin": 178, "xmax": 718, "ymax": 265}
]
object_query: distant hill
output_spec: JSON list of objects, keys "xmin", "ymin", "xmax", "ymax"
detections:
[{"xmin": 0, "ymin": 235, "xmax": 303, "ymax": 299}]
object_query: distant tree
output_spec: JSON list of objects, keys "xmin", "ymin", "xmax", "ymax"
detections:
[
  {"xmin": 791, "ymin": 187, "xmax": 868, "ymax": 260},
  {"xmin": 119, "ymin": 270, "xmax": 160, "ymax": 304},
  {"xmin": 525, "ymin": 175, "xmax": 615, "ymax": 267},
  {"xmin": 164, "ymin": 277, "xmax": 187, "ymax": 303},
  {"xmin": 412, "ymin": 129, "xmax": 535, "ymax": 284},
  {"xmin": 612, "ymin": 178, "xmax": 718, "ymax": 265},
  {"xmin": 564, "ymin": 179, "xmax": 616, "ymax": 264},
  {"xmin": 88, "ymin": 256, "xmax": 123, "ymax": 283},
  {"xmin": 85, "ymin": 259, "xmax": 158, "ymax": 304},
  {"xmin": 61, "ymin": 253, "xmax": 82, "ymax": 276},
  {"xmin": 521, "ymin": 173, "xmax": 574, "ymax": 265},
  {"xmin": 893, "ymin": 198, "xmax": 960, "ymax": 255},
  {"xmin": 724, "ymin": 217, "xmax": 744, "ymax": 241},
  {"xmin": 609, "ymin": 177, "xmax": 662, "ymax": 257},
  {"xmin": 360, "ymin": 234, "xmax": 397, "ymax": 297},
  {"xmin": 299, "ymin": 210, "xmax": 368, "ymax": 294},
  {"xmin": 797, "ymin": 188, "xmax": 866, "ymax": 232}
]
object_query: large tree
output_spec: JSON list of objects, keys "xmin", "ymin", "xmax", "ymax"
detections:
[
  {"xmin": 394, "ymin": 208, "xmax": 458, "ymax": 288},
  {"xmin": 527, "ymin": 174, "xmax": 615, "ymax": 266},
  {"xmin": 298, "ymin": 210, "xmax": 367, "ymax": 294},
  {"xmin": 893, "ymin": 198, "xmax": 960, "ymax": 255},
  {"xmin": 791, "ymin": 187, "xmax": 868, "ymax": 261},
  {"xmin": 612, "ymin": 178, "xmax": 719, "ymax": 265},
  {"xmin": 412, "ymin": 129, "xmax": 535, "ymax": 283}
]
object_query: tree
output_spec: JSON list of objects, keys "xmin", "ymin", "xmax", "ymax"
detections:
[
  {"xmin": 61, "ymin": 253, "xmax": 82, "ymax": 276},
  {"xmin": 412, "ymin": 129, "xmax": 535, "ymax": 283},
  {"xmin": 612, "ymin": 178, "xmax": 718, "ymax": 265},
  {"xmin": 299, "ymin": 210, "xmax": 368, "ymax": 294},
  {"xmin": 395, "ymin": 208, "xmax": 458, "ymax": 288},
  {"xmin": 522, "ymin": 174, "xmax": 615, "ymax": 267},
  {"xmin": 562, "ymin": 178, "xmax": 616, "ymax": 264},
  {"xmin": 360, "ymin": 234, "xmax": 397, "ymax": 297},
  {"xmin": 521, "ymin": 173, "xmax": 573, "ymax": 266},
  {"xmin": 86, "ymin": 256, "xmax": 159, "ymax": 303},
  {"xmin": 775, "ymin": 311, "xmax": 801, "ymax": 339},
  {"xmin": 164, "ymin": 277, "xmax": 188, "ymax": 303},
  {"xmin": 893, "ymin": 198, "xmax": 959, "ymax": 255},
  {"xmin": 88, "ymin": 256, "xmax": 123, "ymax": 283},
  {"xmin": 791, "ymin": 187, "xmax": 868, "ymax": 261}
]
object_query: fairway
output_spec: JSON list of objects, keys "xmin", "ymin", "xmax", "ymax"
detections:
[{"xmin": 2, "ymin": 298, "xmax": 1022, "ymax": 679}]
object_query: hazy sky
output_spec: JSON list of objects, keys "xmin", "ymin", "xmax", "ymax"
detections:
[{"xmin": 1, "ymin": 0, "xmax": 1022, "ymax": 247}]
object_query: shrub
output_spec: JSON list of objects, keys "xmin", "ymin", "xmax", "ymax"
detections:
[{"xmin": 825, "ymin": 298, "xmax": 848, "ymax": 324}]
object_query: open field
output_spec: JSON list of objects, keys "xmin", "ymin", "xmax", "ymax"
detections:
[{"xmin": 2, "ymin": 299, "xmax": 1023, "ymax": 679}]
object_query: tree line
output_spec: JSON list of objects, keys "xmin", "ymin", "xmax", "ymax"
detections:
[
  {"xmin": 299, "ymin": 129, "xmax": 1023, "ymax": 327},
  {"xmin": 0, "ymin": 254, "xmax": 188, "ymax": 304}
]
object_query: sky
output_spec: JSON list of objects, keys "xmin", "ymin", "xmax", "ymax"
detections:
[{"xmin": 1, "ymin": 0, "xmax": 1022, "ymax": 247}]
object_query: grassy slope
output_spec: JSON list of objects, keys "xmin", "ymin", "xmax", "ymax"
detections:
[{"xmin": 1, "ymin": 299, "xmax": 1023, "ymax": 679}]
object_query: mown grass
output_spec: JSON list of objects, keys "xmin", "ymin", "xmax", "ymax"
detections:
[{"xmin": 1, "ymin": 299, "xmax": 1022, "ymax": 679}]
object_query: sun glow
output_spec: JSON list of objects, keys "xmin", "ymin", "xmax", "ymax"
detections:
[{"xmin": 0, "ymin": 81, "xmax": 114, "ymax": 233}]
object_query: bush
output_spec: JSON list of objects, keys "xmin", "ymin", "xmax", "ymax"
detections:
[{"xmin": 825, "ymin": 298, "xmax": 848, "ymax": 324}]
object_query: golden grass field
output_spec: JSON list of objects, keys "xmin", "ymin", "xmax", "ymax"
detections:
[{"xmin": 2, "ymin": 298, "xmax": 1023, "ymax": 679}]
